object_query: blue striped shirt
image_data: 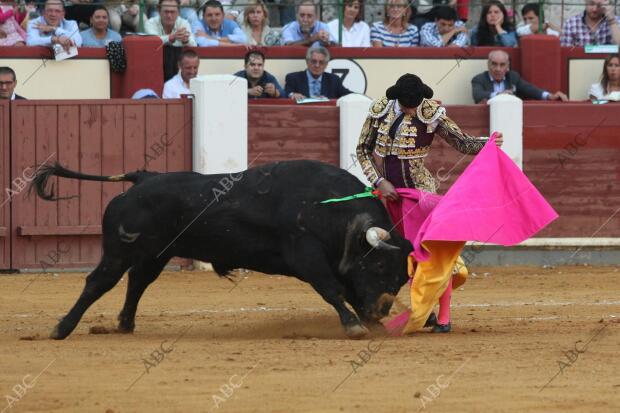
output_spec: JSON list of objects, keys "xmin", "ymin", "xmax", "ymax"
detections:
[{"xmin": 370, "ymin": 22, "xmax": 419, "ymax": 47}]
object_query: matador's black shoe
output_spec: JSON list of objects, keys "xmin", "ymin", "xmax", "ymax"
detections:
[
  {"xmin": 432, "ymin": 322, "xmax": 451, "ymax": 333},
  {"xmin": 424, "ymin": 312, "xmax": 437, "ymax": 328}
]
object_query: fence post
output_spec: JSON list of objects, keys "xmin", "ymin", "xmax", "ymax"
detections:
[
  {"xmin": 337, "ymin": 94, "xmax": 372, "ymax": 184},
  {"xmin": 488, "ymin": 94, "xmax": 523, "ymax": 169},
  {"xmin": 190, "ymin": 74, "xmax": 247, "ymax": 271}
]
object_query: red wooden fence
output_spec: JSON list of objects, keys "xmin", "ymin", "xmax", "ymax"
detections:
[
  {"xmin": 523, "ymin": 103, "xmax": 620, "ymax": 238},
  {"xmin": 0, "ymin": 101, "xmax": 9, "ymax": 269},
  {"xmin": 248, "ymin": 103, "xmax": 340, "ymax": 167},
  {"xmin": 8, "ymin": 99, "xmax": 192, "ymax": 270}
]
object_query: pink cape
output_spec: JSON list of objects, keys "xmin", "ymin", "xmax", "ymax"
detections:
[
  {"xmin": 383, "ymin": 137, "xmax": 558, "ymax": 334},
  {"xmin": 388, "ymin": 138, "xmax": 558, "ymax": 261}
]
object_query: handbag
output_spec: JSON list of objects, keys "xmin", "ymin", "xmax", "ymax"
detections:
[{"xmin": 106, "ymin": 41, "xmax": 127, "ymax": 73}]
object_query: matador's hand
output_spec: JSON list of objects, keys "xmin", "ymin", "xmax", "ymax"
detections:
[
  {"xmin": 494, "ymin": 132, "xmax": 504, "ymax": 147},
  {"xmin": 377, "ymin": 179, "xmax": 399, "ymax": 201}
]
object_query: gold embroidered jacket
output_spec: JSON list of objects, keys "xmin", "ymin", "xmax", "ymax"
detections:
[{"xmin": 356, "ymin": 97, "xmax": 488, "ymax": 192}]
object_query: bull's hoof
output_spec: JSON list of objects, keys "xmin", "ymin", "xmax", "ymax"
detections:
[
  {"xmin": 345, "ymin": 324, "xmax": 369, "ymax": 339},
  {"xmin": 116, "ymin": 324, "xmax": 135, "ymax": 334},
  {"xmin": 49, "ymin": 324, "xmax": 69, "ymax": 340}
]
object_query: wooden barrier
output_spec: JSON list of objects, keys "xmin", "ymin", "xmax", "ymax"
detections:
[
  {"xmin": 248, "ymin": 103, "xmax": 340, "ymax": 167},
  {"xmin": 523, "ymin": 103, "xmax": 620, "ymax": 238},
  {"xmin": 8, "ymin": 99, "xmax": 192, "ymax": 270},
  {"xmin": 1, "ymin": 98, "xmax": 619, "ymax": 270},
  {"xmin": 0, "ymin": 101, "xmax": 8, "ymax": 269}
]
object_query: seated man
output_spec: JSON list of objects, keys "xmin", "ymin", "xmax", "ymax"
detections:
[
  {"xmin": 281, "ymin": 0, "xmax": 336, "ymax": 47},
  {"xmin": 471, "ymin": 50, "xmax": 568, "ymax": 104},
  {"xmin": 285, "ymin": 46, "xmax": 352, "ymax": 100},
  {"xmin": 516, "ymin": 3, "xmax": 560, "ymax": 37},
  {"xmin": 420, "ymin": 6, "xmax": 468, "ymax": 47},
  {"xmin": 0, "ymin": 67, "xmax": 26, "ymax": 100},
  {"xmin": 234, "ymin": 50, "xmax": 285, "ymax": 99},
  {"xmin": 145, "ymin": 0, "xmax": 196, "ymax": 47},
  {"xmin": 27, "ymin": 0, "xmax": 83, "ymax": 49},
  {"xmin": 192, "ymin": 0, "xmax": 247, "ymax": 47},
  {"xmin": 163, "ymin": 49, "xmax": 200, "ymax": 98},
  {"xmin": 561, "ymin": 0, "xmax": 620, "ymax": 46}
]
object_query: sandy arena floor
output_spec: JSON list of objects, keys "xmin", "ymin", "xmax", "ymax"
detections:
[{"xmin": 0, "ymin": 265, "xmax": 619, "ymax": 413}]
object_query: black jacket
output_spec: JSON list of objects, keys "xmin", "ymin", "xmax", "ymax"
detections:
[
  {"xmin": 284, "ymin": 70, "xmax": 352, "ymax": 99},
  {"xmin": 471, "ymin": 70, "xmax": 546, "ymax": 103}
]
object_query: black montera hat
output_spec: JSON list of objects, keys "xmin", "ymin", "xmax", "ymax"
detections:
[{"xmin": 386, "ymin": 73, "xmax": 434, "ymax": 108}]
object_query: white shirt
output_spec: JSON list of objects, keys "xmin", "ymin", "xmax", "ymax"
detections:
[
  {"xmin": 516, "ymin": 23, "xmax": 560, "ymax": 38},
  {"xmin": 163, "ymin": 73, "xmax": 191, "ymax": 99},
  {"xmin": 586, "ymin": 83, "xmax": 620, "ymax": 100},
  {"xmin": 144, "ymin": 16, "xmax": 197, "ymax": 47},
  {"xmin": 327, "ymin": 19, "xmax": 370, "ymax": 47}
]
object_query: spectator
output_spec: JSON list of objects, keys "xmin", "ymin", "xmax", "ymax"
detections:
[
  {"xmin": 147, "ymin": 0, "xmax": 199, "ymax": 26},
  {"xmin": 589, "ymin": 54, "xmax": 620, "ymax": 99},
  {"xmin": 327, "ymin": 0, "xmax": 369, "ymax": 47},
  {"xmin": 280, "ymin": 0, "xmax": 336, "ymax": 47},
  {"xmin": 163, "ymin": 49, "xmax": 200, "ymax": 98},
  {"xmin": 420, "ymin": 5, "xmax": 468, "ymax": 47},
  {"xmin": 240, "ymin": 0, "xmax": 280, "ymax": 46},
  {"xmin": 284, "ymin": 46, "xmax": 352, "ymax": 100},
  {"xmin": 80, "ymin": 6, "xmax": 121, "ymax": 47},
  {"xmin": 516, "ymin": 3, "xmax": 560, "ymax": 38},
  {"xmin": 234, "ymin": 50, "xmax": 285, "ymax": 98},
  {"xmin": 0, "ymin": 2, "xmax": 26, "ymax": 46},
  {"xmin": 471, "ymin": 50, "xmax": 568, "ymax": 103},
  {"xmin": 145, "ymin": 0, "xmax": 196, "ymax": 47},
  {"xmin": 371, "ymin": 0, "xmax": 419, "ymax": 47},
  {"xmin": 561, "ymin": 0, "xmax": 620, "ymax": 47},
  {"xmin": 192, "ymin": 0, "xmax": 247, "ymax": 46},
  {"xmin": 27, "ymin": 0, "xmax": 82, "ymax": 48},
  {"xmin": 0, "ymin": 66, "xmax": 25, "ymax": 99},
  {"xmin": 470, "ymin": 0, "xmax": 517, "ymax": 47}
]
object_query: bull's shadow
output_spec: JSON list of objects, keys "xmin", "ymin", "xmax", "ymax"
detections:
[{"xmin": 31, "ymin": 160, "xmax": 413, "ymax": 340}]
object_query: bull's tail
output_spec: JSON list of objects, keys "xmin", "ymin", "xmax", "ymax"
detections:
[{"xmin": 30, "ymin": 162, "xmax": 159, "ymax": 201}]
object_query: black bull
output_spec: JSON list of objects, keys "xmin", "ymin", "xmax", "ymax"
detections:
[{"xmin": 31, "ymin": 160, "xmax": 413, "ymax": 339}]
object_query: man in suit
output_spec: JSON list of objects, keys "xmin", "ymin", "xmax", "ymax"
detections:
[
  {"xmin": 471, "ymin": 50, "xmax": 567, "ymax": 103},
  {"xmin": 285, "ymin": 46, "xmax": 352, "ymax": 100},
  {"xmin": 0, "ymin": 67, "xmax": 26, "ymax": 100}
]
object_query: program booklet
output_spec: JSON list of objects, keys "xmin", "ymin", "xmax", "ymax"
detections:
[
  {"xmin": 53, "ymin": 44, "xmax": 78, "ymax": 61},
  {"xmin": 295, "ymin": 96, "xmax": 330, "ymax": 104}
]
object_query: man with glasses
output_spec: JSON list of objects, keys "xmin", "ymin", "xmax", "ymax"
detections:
[
  {"xmin": 281, "ymin": 0, "xmax": 336, "ymax": 47},
  {"xmin": 561, "ymin": 0, "xmax": 620, "ymax": 46},
  {"xmin": 145, "ymin": 0, "xmax": 196, "ymax": 47},
  {"xmin": 284, "ymin": 46, "xmax": 352, "ymax": 100},
  {"xmin": 0, "ymin": 67, "xmax": 25, "ymax": 100}
]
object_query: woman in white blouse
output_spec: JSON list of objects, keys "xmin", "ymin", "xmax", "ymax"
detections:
[
  {"xmin": 589, "ymin": 54, "xmax": 620, "ymax": 100},
  {"xmin": 327, "ymin": 0, "xmax": 370, "ymax": 47},
  {"xmin": 240, "ymin": 0, "xmax": 280, "ymax": 46}
]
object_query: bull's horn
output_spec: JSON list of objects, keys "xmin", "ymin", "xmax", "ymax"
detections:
[{"xmin": 365, "ymin": 227, "xmax": 400, "ymax": 251}]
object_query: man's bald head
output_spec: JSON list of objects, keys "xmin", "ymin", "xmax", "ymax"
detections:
[{"xmin": 488, "ymin": 50, "xmax": 510, "ymax": 82}]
